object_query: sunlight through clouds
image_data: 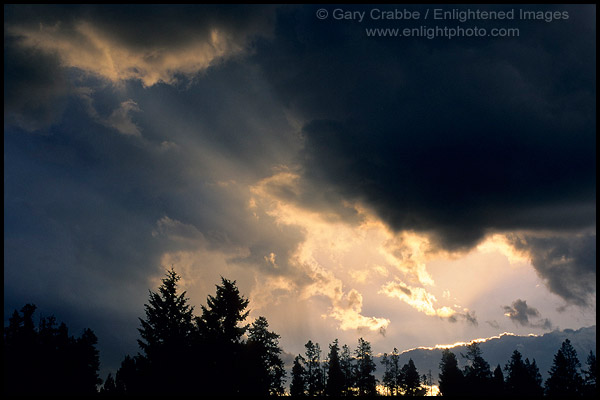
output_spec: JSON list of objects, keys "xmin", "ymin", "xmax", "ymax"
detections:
[{"xmin": 9, "ymin": 21, "xmax": 246, "ymax": 87}]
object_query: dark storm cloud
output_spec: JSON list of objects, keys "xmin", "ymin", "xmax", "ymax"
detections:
[
  {"xmin": 3, "ymin": 35, "xmax": 70, "ymax": 131},
  {"xmin": 251, "ymin": 4, "xmax": 595, "ymax": 302},
  {"xmin": 503, "ymin": 299, "xmax": 553, "ymax": 330},
  {"xmin": 507, "ymin": 233, "xmax": 596, "ymax": 307},
  {"xmin": 256, "ymin": 4, "xmax": 595, "ymax": 248}
]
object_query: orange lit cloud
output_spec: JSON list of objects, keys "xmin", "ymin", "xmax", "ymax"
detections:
[{"xmin": 9, "ymin": 21, "xmax": 248, "ymax": 87}]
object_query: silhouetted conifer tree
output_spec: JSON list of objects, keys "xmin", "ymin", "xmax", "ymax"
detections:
[
  {"xmin": 196, "ymin": 276, "xmax": 250, "ymax": 395},
  {"xmin": 100, "ymin": 373, "xmax": 116, "ymax": 394},
  {"xmin": 438, "ymin": 349, "xmax": 464, "ymax": 396},
  {"xmin": 462, "ymin": 342, "xmax": 492, "ymax": 396},
  {"xmin": 291, "ymin": 354, "xmax": 307, "ymax": 396},
  {"xmin": 354, "ymin": 337, "xmax": 376, "ymax": 396},
  {"xmin": 582, "ymin": 351, "xmax": 597, "ymax": 396},
  {"xmin": 137, "ymin": 267, "xmax": 196, "ymax": 393},
  {"xmin": 505, "ymin": 350, "xmax": 542, "ymax": 396},
  {"xmin": 326, "ymin": 339, "xmax": 344, "ymax": 396},
  {"xmin": 381, "ymin": 347, "xmax": 401, "ymax": 395},
  {"xmin": 340, "ymin": 343, "xmax": 356, "ymax": 396},
  {"xmin": 245, "ymin": 316, "xmax": 286, "ymax": 396},
  {"xmin": 545, "ymin": 339, "xmax": 584, "ymax": 396},
  {"xmin": 304, "ymin": 340, "xmax": 324, "ymax": 396},
  {"xmin": 492, "ymin": 364, "xmax": 505, "ymax": 396},
  {"xmin": 401, "ymin": 358, "xmax": 425, "ymax": 396}
]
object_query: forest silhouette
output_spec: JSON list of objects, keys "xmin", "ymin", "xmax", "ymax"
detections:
[{"xmin": 3, "ymin": 268, "xmax": 597, "ymax": 396}]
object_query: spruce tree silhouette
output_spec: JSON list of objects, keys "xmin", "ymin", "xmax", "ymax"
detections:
[
  {"xmin": 381, "ymin": 347, "xmax": 401, "ymax": 396},
  {"xmin": 438, "ymin": 349, "xmax": 464, "ymax": 396},
  {"xmin": 196, "ymin": 276, "xmax": 250, "ymax": 396},
  {"xmin": 505, "ymin": 350, "xmax": 544, "ymax": 396},
  {"xmin": 325, "ymin": 339, "xmax": 345, "ymax": 396},
  {"xmin": 136, "ymin": 267, "xmax": 196, "ymax": 394},
  {"xmin": 340, "ymin": 343, "xmax": 356, "ymax": 396},
  {"xmin": 462, "ymin": 342, "xmax": 492, "ymax": 396},
  {"xmin": 582, "ymin": 351, "xmax": 597, "ymax": 396},
  {"xmin": 354, "ymin": 337, "xmax": 377, "ymax": 396},
  {"xmin": 545, "ymin": 338, "xmax": 584, "ymax": 396},
  {"xmin": 400, "ymin": 358, "xmax": 425, "ymax": 396},
  {"xmin": 304, "ymin": 340, "xmax": 324, "ymax": 396},
  {"xmin": 245, "ymin": 316, "xmax": 286, "ymax": 396},
  {"xmin": 291, "ymin": 354, "xmax": 308, "ymax": 396},
  {"xmin": 492, "ymin": 364, "xmax": 505, "ymax": 396}
]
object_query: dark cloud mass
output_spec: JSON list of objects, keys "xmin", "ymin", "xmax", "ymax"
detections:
[
  {"xmin": 251, "ymin": 4, "xmax": 595, "ymax": 301},
  {"xmin": 503, "ymin": 299, "xmax": 553, "ymax": 330},
  {"xmin": 255, "ymin": 5, "xmax": 595, "ymax": 248},
  {"xmin": 507, "ymin": 233, "xmax": 596, "ymax": 306}
]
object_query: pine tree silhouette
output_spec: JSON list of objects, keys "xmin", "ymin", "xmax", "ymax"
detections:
[
  {"xmin": 439, "ymin": 349, "xmax": 464, "ymax": 396},
  {"xmin": 545, "ymin": 339, "xmax": 584, "ymax": 396},
  {"xmin": 325, "ymin": 339, "xmax": 345, "ymax": 396},
  {"xmin": 354, "ymin": 337, "xmax": 377, "ymax": 396},
  {"xmin": 291, "ymin": 354, "xmax": 307, "ymax": 396}
]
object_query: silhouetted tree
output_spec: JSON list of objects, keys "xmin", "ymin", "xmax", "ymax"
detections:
[
  {"xmin": 114, "ymin": 355, "xmax": 148, "ymax": 394},
  {"xmin": 291, "ymin": 354, "xmax": 307, "ymax": 396},
  {"xmin": 196, "ymin": 276, "xmax": 250, "ymax": 395},
  {"xmin": 582, "ymin": 351, "xmax": 597, "ymax": 396},
  {"xmin": 491, "ymin": 364, "xmax": 505, "ymax": 396},
  {"xmin": 505, "ymin": 350, "xmax": 544, "ymax": 396},
  {"xmin": 438, "ymin": 349, "xmax": 464, "ymax": 396},
  {"xmin": 304, "ymin": 340, "xmax": 324, "ymax": 396},
  {"xmin": 381, "ymin": 347, "xmax": 401, "ymax": 395},
  {"xmin": 326, "ymin": 339, "xmax": 345, "ymax": 396},
  {"xmin": 354, "ymin": 337, "xmax": 377, "ymax": 396},
  {"xmin": 137, "ymin": 268, "xmax": 196, "ymax": 393},
  {"xmin": 100, "ymin": 373, "xmax": 116, "ymax": 394},
  {"xmin": 545, "ymin": 339, "xmax": 584, "ymax": 396},
  {"xmin": 340, "ymin": 343, "xmax": 356, "ymax": 396},
  {"xmin": 401, "ymin": 358, "xmax": 425, "ymax": 396},
  {"xmin": 462, "ymin": 342, "xmax": 492, "ymax": 396},
  {"xmin": 245, "ymin": 316, "xmax": 286, "ymax": 396}
]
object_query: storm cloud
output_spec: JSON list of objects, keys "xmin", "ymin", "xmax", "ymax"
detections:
[
  {"xmin": 503, "ymin": 299, "xmax": 553, "ymax": 330},
  {"xmin": 252, "ymin": 4, "xmax": 595, "ymax": 301}
]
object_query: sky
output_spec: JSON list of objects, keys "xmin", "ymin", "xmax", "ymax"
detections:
[{"xmin": 4, "ymin": 4, "xmax": 596, "ymax": 377}]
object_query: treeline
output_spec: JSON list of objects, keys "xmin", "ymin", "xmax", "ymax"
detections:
[
  {"xmin": 437, "ymin": 340, "xmax": 597, "ymax": 397},
  {"xmin": 289, "ymin": 339, "xmax": 428, "ymax": 396},
  {"xmin": 4, "ymin": 304, "xmax": 101, "ymax": 395},
  {"xmin": 3, "ymin": 268, "xmax": 598, "ymax": 396}
]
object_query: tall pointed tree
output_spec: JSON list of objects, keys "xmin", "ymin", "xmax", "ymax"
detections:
[
  {"xmin": 137, "ymin": 268, "xmax": 196, "ymax": 393},
  {"xmin": 381, "ymin": 347, "xmax": 401, "ymax": 395},
  {"xmin": 462, "ymin": 342, "xmax": 492, "ymax": 396},
  {"xmin": 326, "ymin": 339, "xmax": 344, "ymax": 396},
  {"xmin": 354, "ymin": 337, "xmax": 377, "ymax": 396},
  {"xmin": 439, "ymin": 349, "xmax": 464, "ymax": 397},
  {"xmin": 246, "ymin": 316, "xmax": 286, "ymax": 396},
  {"xmin": 492, "ymin": 364, "xmax": 505, "ymax": 396},
  {"xmin": 138, "ymin": 268, "xmax": 195, "ymax": 358},
  {"xmin": 582, "ymin": 351, "xmax": 597, "ymax": 396},
  {"xmin": 196, "ymin": 276, "xmax": 250, "ymax": 395},
  {"xmin": 291, "ymin": 354, "xmax": 307, "ymax": 397},
  {"xmin": 400, "ymin": 358, "xmax": 425, "ymax": 396},
  {"xmin": 340, "ymin": 343, "xmax": 356, "ymax": 396},
  {"xmin": 545, "ymin": 339, "xmax": 584, "ymax": 396},
  {"xmin": 197, "ymin": 277, "xmax": 249, "ymax": 343},
  {"xmin": 304, "ymin": 340, "xmax": 324, "ymax": 396}
]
